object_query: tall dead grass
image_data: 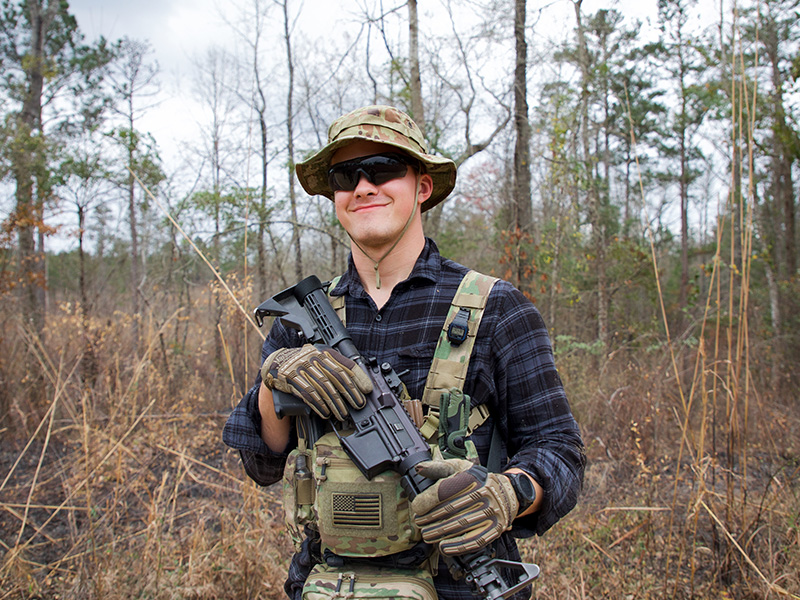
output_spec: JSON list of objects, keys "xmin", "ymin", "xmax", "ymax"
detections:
[
  {"xmin": 1, "ymin": 277, "xmax": 293, "ymax": 599},
  {"xmin": 2, "ymin": 260, "xmax": 798, "ymax": 599},
  {"xmin": 528, "ymin": 340, "xmax": 800, "ymax": 599}
]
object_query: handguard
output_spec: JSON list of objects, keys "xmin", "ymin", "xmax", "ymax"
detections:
[{"xmin": 255, "ymin": 275, "xmax": 540, "ymax": 600}]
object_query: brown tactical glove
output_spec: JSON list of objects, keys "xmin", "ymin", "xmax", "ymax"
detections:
[
  {"xmin": 261, "ymin": 344, "xmax": 373, "ymax": 421},
  {"xmin": 411, "ymin": 458, "xmax": 518, "ymax": 556}
]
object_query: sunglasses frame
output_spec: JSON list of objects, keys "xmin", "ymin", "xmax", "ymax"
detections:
[{"xmin": 327, "ymin": 152, "xmax": 421, "ymax": 192}]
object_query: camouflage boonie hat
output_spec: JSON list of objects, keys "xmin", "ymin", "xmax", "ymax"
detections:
[{"xmin": 295, "ymin": 105, "xmax": 457, "ymax": 212}]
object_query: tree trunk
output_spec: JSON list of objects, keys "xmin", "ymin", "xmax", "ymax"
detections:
[
  {"xmin": 10, "ymin": 0, "xmax": 60, "ymax": 416},
  {"xmin": 213, "ymin": 131, "xmax": 223, "ymax": 367},
  {"xmin": 408, "ymin": 0, "xmax": 425, "ymax": 126},
  {"xmin": 767, "ymin": 32, "xmax": 796, "ymax": 280},
  {"xmin": 574, "ymin": 0, "xmax": 609, "ymax": 348},
  {"xmin": 78, "ymin": 205, "xmax": 97, "ymax": 388},
  {"xmin": 15, "ymin": 146, "xmax": 43, "ymax": 334},
  {"xmin": 678, "ymin": 26, "xmax": 690, "ymax": 335},
  {"xmin": 513, "ymin": 0, "xmax": 532, "ymax": 232},
  {"xmin": 257, "ymin": 96, "xmax": 269, "ymax": 300},
  {"xmin": 251, "ymin": 3, "xmax": 270, "ymax": 300},
  {"xmin": 283, "ymin": 0, "xmax": 303, "ymax": 281},
  {"xmin": 127, "ymin": 122, "xmax": 141, "ymax": 351},
  {"xmin": 14, "ymin": 0, "xmax": 58, "ymax": 336},
  {"xmin": 512, "ymin": 0, "xmax": 533, "ymax": 293},
  {"xmin": 764, "ymin": 263, "xmax": 781, "ymax": 391}
]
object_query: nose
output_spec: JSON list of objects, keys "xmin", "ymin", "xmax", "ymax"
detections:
[{"xmin": 353, "ymin": 170, "xmax": 378, "ymax": 197}]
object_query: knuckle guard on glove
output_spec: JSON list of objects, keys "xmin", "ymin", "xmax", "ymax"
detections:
[
  {"xmin": 261, "ymin": 344, "xmax": 373, "ymax": 421},
  {"xmin": 411, "ymin": 458, "xmax": 519, "ymax": 556}
]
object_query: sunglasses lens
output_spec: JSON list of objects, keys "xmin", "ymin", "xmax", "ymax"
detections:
[
  {"xmin": 328, "ymin": 154, "xmax": 414, "ymax": 192},
  {"xmin": 328, "ymin": 169, "xmax": 359, "ymax": 191}
]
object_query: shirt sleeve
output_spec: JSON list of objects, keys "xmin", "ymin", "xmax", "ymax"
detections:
[
  {"xmin": 221, "ymin": 321, "xmax": 299, "ymax": 487},
  {"xmin": 482, "ymin": 283, "xmax": 585, "ymax": 537}
]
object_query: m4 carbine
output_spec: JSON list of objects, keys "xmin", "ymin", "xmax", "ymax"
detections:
[{"xmin": 255, "ymin": 275, "xmax": 540, "ymax": 600}]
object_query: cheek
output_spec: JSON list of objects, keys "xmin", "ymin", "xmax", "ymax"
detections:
[
  {"xmin": 333, "ymin": 193, "xmax": 349, "ymax": 220},
  {"xmin": 383, "ymin": 174, "xmax": 419, "ymax": 203}
]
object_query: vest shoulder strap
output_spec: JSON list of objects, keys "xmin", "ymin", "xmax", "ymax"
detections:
[
  {"xmin": 325, "ymin": 271, "xmax": 498, "ymax": 442},
  {"xmin": 421, "ymin": 269, "xmax": 499, "ymax": 407}
]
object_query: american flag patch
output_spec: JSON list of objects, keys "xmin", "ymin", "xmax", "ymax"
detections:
[{"xmin": 331, "ymin": 493, "xmax": 382, "ymax": 528}]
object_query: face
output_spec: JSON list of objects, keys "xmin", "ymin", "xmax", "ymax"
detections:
[{"xmin": 330, "ymin": 140, "xmax": 433, "ymax": 252}]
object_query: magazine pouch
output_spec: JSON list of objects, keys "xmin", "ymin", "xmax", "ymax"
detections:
[
  {"xmin": 283, "ymin": 447, "xmax": 316, "ymax": 552},
  {"xmin": 301, "ymin": 563, "xmax": 437, "ymax": 600}
]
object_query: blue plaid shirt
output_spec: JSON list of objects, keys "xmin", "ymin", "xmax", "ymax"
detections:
[{"xmin": 223, "ymin": 238, "xmax": 585, "ymax": 599}]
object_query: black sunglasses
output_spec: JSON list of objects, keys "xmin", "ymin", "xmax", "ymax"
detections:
[{"xmin": 328, "ymin": 152, "xmax": 420, "ymax": 192}]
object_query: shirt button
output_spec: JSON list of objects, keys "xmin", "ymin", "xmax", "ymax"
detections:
[{"xmin": 375, "ymin": 314, "xmax": 382, "ymax": 322}]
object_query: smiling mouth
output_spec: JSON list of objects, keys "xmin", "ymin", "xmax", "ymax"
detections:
[{"xmin": 352, "ymin": 202, "xmax": 389, "ymax": 213}]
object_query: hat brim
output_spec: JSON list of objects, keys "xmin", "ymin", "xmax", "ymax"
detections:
[{"xmin": 295, "ymin": 134, "xmax": 456, "ymax": 212}]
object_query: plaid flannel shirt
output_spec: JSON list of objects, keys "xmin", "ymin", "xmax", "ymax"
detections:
[{"xmin": 223, "ymin": 238, "xmax": 585, "ymax": 599}]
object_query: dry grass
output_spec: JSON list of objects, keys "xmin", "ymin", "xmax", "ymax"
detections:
[
  {"xmin": 536, "ymin": 341, "xmax": 800, "ymax": 600},
  {"xmin": 1, "ymin": 281, "xmax": 291, "ymax": 599},
  {"xmin": 1, "ymin": 275, "xmax": 799, "ymax": 600}
]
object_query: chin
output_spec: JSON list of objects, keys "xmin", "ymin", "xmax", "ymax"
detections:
[{"xmin": 352, "ymin": 228, "xmax": 398, "ymax": 248}]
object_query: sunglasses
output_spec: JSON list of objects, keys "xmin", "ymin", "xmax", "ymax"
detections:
[{"xmin": 328, "ymin": 152, "xmax": 420, "ymax": 192}]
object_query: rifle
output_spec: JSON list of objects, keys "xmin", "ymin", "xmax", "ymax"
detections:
[{"xmin": 254, "ymin": 275, "xmax": 540, "ymax": 600}]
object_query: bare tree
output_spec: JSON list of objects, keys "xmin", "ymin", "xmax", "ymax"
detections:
[
  {"xmin": 191, "ymin": 47, "xmax": 242, "ymax": 263},
  {"xmin": 250, "ymin": 0, "xmax": 274, "ymax": 299},
  {"xmin": 408, "ymin": 0, "xmax": 425, "ymax": 125},
  {"xmin": 107, "ymin": 37, "xmax": 161, "ymax": 351},
  {"xmin": 573, "ymin": 0, "xmax": 609, "ymax": 348},
  {"xmin": 224, "ymin": 0, "xmax": 290, "ymax": 296},
  {"xmin": 423, "ymin": 0, "xmax": 512, "ymax": 233},
  {"xmin": 511, "ymin": 0, "xmax": 533, "ymax": 292},
  {"xmin": 59, "ymin": 138, "xmax": 112, "ymax": 387},
  {"xmin": 190, "ymin": 46, "xmax": 244, "ymax": 366},
  {"xmin": 278, "ymin": 0, "xmax": 304, "ymax": 281}
]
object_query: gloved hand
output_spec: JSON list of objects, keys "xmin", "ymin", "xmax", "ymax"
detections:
[
  {"xmin": 261, "ymin": 344, "xmax": 373, "ymax": 421},
  {"xmin": 411, "ymin": 458, "xmax": 518, "ymax": 556}
]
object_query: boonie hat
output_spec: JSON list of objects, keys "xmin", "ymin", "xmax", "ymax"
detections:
[{"xmin": 295, "ymin": 105, "xmax": 457, "ymax": 212}]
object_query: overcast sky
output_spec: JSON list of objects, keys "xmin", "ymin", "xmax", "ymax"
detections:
[{"xmin": 71, "ymin": 0, "xmax": 223, "ymax": 75}]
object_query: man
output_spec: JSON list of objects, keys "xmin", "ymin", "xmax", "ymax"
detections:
[{"xmin": 224, "ymin": 105, "xmax": 585, "ymax": 599}]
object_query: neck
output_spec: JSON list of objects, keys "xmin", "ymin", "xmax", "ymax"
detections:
[{"xmin": 352, "ymin": 230, "xmax": 425, "ymax": 308}]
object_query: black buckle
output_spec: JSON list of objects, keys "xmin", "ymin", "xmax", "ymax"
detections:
[{"xmin": 447, "ymin": 307, "xmax": 471, "ymax": 346}]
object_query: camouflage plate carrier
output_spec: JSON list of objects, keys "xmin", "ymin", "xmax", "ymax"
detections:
[{"xmin": 281, "ymin": 270, "xmax": 499, "ymax": 600}]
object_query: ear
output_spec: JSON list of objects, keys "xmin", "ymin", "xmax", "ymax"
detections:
[{"xmin": 417, "ymin": 173, "xmax": 434, "ymax": 205}]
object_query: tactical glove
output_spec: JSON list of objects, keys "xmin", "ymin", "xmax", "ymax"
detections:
[
  {"xmin": 411, "ymin": 458, "xmax": 518, "ymax": 556},
  {"xmin": 261, "ymin": 344, "xmax": 373, "ymax": 421}
]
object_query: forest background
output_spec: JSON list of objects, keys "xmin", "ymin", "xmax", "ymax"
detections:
[{"xmin": 1, "ymin": 0, "xmax": 799, "ymax": 598}]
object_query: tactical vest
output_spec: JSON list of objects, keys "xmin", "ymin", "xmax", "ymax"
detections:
[{"xmin": 281, "ymin": 270, "xmax": 499, "ymax": 562}]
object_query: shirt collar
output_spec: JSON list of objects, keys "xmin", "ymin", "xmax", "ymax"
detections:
[{"xmin": 331, "ymin": 237, "xmax": 441, "ymax": 298}]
